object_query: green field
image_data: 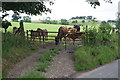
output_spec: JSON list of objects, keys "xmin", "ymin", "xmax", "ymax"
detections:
[
  {"xmin": 1, "ymin": 21, "xmax": 103, "ymax": 33},
  {"xmin": 1, "ymin": 22, "xmax": 75, "ymax": 37},
  {"xmin": 2, "ymin": 22, "xmax": 73, "ymax": 32}
]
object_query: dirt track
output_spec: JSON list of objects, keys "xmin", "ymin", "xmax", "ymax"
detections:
[
  {"xmin": 7, "ymin": 42, "xmax": 79, "ymax": 78},
  {"xmin": 40, "ymin": 46, "xmax": 77, "ymax": 78},
  {"xmin": 7, "ymin": 42, "xmax": 57, "ymax": 78}
]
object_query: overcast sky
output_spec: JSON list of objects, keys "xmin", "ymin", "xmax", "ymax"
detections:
[{"xmin": 3, "ymin": 0, "xmax": 120, "ymax": 21}]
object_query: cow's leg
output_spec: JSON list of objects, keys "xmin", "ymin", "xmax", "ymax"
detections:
[
  {"xmin": 64, "ymin": 37, "xmax": 67, "ymax": 50},
  {"xmin": 60, "ymin": 37, "xmax": 63, "ymax": 44}
]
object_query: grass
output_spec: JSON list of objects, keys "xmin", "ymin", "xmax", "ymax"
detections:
[
  {"xmin": 74, "ymin": 34, "xmax": 119, "ymax": 71},
  {"xmin": 37, "ymin": 63, "xmax": 49, "ymax": 72},
  {"xmin": 37, "ymin": 47, "xmax": 61, "ymax": 72},
  {"xmin": 2, "ymin": 32, "xmax": 39, "ymax": 77},
  {"xmin": 22, "ymin": 71, "xmax": 46, "ymax": 79}
]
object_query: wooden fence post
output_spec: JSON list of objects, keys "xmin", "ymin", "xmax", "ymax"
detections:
[
  {"xmin": 42, "ymin": 31, "xmax": 45, "ymax": 47},
  {"xmin": 26, "ymin": 30, "xmax": 28, "ymax": 40}
]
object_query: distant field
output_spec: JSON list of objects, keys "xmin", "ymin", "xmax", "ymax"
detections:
[
  {"xmin": 1, "ymin": 22, "xmax": 74, "ymax": 36},
  {"xmin": 4, "ymin": 22, "xmax": 73, "ymax": 32}
]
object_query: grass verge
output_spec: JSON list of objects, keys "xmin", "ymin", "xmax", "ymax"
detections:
[
  {"xmin": 2, "ymin": 32, "xmax": 39, "ymax": 77},
  {"xmin": 75, "ymin": 34, "xmax": 119, "ymax": 71}
]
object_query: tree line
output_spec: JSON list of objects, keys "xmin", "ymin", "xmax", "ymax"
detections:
[{"xmin": 11, "ymin": 13, "xmax": 31, "ymax": 22}]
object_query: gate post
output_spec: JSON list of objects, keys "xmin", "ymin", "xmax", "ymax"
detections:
[{"xmin": 26, "ymin": 30, "xmax": 28, "ymax": 40}]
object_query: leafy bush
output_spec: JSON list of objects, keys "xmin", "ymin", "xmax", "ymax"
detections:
[
  {"xmin": 82, "ymin": 21, "xmax": 112, "ymax": 46},
  {"xmin": 97, "ymin": 21, "xmax": 112, "ymax": 45}
]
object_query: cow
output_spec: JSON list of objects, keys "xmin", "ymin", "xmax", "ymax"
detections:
[
  {"xmin": 66, "ymin": 32, "xmax": 85, "ymax": 44},
  {"xmin": 30, "ymin": 30, "xmax": 41, "ymax": 42},
  {"xmin": 37, "ymin": 28, "xmax": 48, "ymax": 40},
  {"xmin": 2, "ymin": 21, "xmax": 12, "ymax": 33},
  {"xmin": 55, "ymin": 26, "xmax": 77, "ymax": 45},
  {"xmin": 74, "ymin": 24, "xmax": 80, "ymax": 32},
  {"xmin": 30, "ymin": 28, "xmax": 48, "ymax": 42}
]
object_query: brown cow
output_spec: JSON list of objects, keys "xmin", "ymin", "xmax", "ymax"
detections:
[
  {"xmin": 30, "ymin": 30, "xmax": 40, "ymax": 41},
  {"xmin": 37, "ymin": 28, "xmax": 48, "ymax": 40},
  {"xmin": 66, "ymin": 32, "xmax": 85, "ymax": 44},
  {"xmin": 55, "ymin": 26, "xmax": 77, "ymax": 45}
]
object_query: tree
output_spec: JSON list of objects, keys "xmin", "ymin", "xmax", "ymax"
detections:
[
  {"xmin": 82, "ymin": 20, "xmax": 85, "ymax": 23},
  {"xmin": 46, "ymin": 17, "xmax": 51, "ymax": 20},
  {"xmin": 60, "ymin": 19, "xmax": 69, "ymax": 25},
  {"xmin": 2, "ymin": 1, "xmax": 54, "ymax": 19},
  {"xmin": 23, "ymin": 16, "xmax": 31, "ymax": 22},
  {"xmin": 2, "ymin": 1, "xmax": 54, "ymax": 36},
  {"xmin": 12, "ymin": 13, "xmax": 21, "ymax": 21},
  {"xmin": 87, "ymin": 16, "xmax": 93, "ymax": 20},
  {"xmin": 86, "ymin": 0, "xmax": 112, "ymax": 8}
]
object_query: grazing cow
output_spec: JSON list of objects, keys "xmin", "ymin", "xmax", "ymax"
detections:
[
  {"xmin": 66, "ymin": 32, "xmax": 85, "ymax": 44},
  {"xmin": 74, "ymin": 24, "xmax": 80, "ymax": 32},
  {"xmin": 55, "ymin": 26, "xmax": 77, "ymax": 45}
]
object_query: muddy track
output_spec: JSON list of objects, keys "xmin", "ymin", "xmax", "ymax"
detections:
[
  {"xmin": 7, "ymin": 42, "xmax": 58, "ymax": 78},
  {"xmin": 40, "ymin": 45, "xmax": 77, "ymax": 78}
]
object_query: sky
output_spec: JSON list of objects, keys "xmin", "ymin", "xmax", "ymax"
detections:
[{"xmin": 3, "ymin": 0, "xmax": 120, "ymax": 21}]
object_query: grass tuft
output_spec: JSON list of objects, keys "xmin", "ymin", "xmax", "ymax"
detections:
[{"xmin": 22, "ymin": 71, "xmax": 46, "ymax": 79}]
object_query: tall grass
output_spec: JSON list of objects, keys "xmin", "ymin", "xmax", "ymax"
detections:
[
  {"xmin": 75, "ymin": 34, "xmax": 119, "ymax": 71},
  {"xmin": 2, "ymin": 32, "xmax": 39, "ymax": 77}
]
